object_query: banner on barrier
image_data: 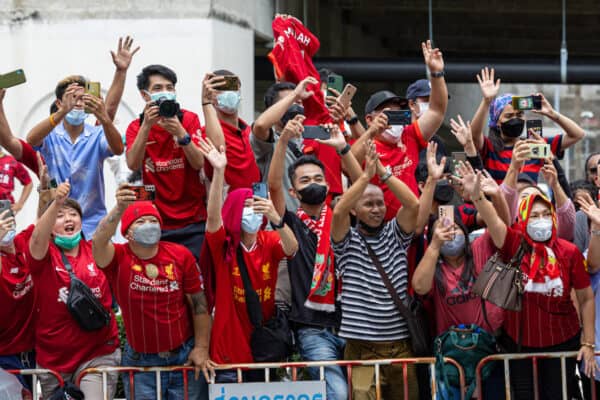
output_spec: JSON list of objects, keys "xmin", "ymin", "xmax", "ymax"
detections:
[{"xmin": 209, "ymin": 381, "xmax": 326, "ymax": 400}]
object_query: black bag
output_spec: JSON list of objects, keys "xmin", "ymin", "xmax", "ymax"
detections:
[
  {"xmin": 359, "ymin": 235, "xmax": 432, "ymax": 356},
  {"xmin": 48, "ymin": 382, "xmax": 85, "ymax": 400},
  {"xmin": 61, "ymin": 252, "xmax": 111, "ymax": 331},
  {"xmin": 237, "ymin": 247, "xmax": 293, "ymax": 362}
]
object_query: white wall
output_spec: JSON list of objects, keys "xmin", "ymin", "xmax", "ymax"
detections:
[{"xmin": 0, "ymin": 18, "xmax": 254, "ymax": 231}]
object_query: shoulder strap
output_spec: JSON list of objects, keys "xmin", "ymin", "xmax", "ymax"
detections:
[
  {"xmin": 60, "ymin": 250, "xmax": 77, "ymax": 278},
  {"xmin": 236, "ymin": 246, "xmax": 264, "ymax": 328},
  {"xmin": 287, "ymin": 139, "xmax": 304, "ymax": 159},
  {"xmin": 358, "ymin": 234, "xmax": 412, "ymax": 319}
]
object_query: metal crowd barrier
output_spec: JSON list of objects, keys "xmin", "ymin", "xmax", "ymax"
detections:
[
  {"xmin": 75, "ymin": 357, "xmax": 466, "ymax": 400},
  {"xmin": 475, "ymin": 350, "xmax": 598, "ymax": 400},
  {"xmin": 7, "ymin": 368, "xmax": 65, "ymax": 400}
]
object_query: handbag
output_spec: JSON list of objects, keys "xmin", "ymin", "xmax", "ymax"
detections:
[
  {"xmin": 472, "ymin": 241, "xmax": 528, "ymax": 311},
  {"xmin": 359, "ymin": 235, "xmax": 432, "ymax": 356},
  {"xmin": 236, "ymin": 247, "xmax": 293, "ymax": 362},
  {"xmin": 60, "ymin": 252, "xmax": 111, "ymax": 331},
  {"xmin": 434, "ymin": 324, "xmax": 497, "ymax": 400}
]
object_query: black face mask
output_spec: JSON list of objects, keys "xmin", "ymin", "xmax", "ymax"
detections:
[
  {"xmin": 500, "ymin": 118, "xmax": 525, "ymax": 138},
  {"xmin": 358, "ymin": 220, "xmax": 384, "ymax": 235},
  {"xmin": 281, "ymin": 104, "xmax": 305, "ymax": 127},
  {"xmin": 297, "ymin": 183, "xmax": 328, "ymax": 205}
]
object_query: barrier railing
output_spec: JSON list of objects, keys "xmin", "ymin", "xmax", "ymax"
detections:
[
  {"xmin": 7, "ymin": 368, "xmax": 65, "ymax": 400},
  {"xmin": 475, "ymin": 350, "xmax": 597, "ymax": 400},
  {"xmin": 76, "ymin": 357, "xmax": 466, "ymax": 400}
]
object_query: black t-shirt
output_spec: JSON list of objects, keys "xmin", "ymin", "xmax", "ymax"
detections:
[{"xmin": 283, "ymin": 210, "xmax": 341, "ymax": 329}]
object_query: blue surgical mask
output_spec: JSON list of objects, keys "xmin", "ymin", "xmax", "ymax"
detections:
[
  {"xmin": 54, "ymin": 230, "xmax": 82, "ymax": 250},
  {"xmin": 440, "ymin": 234, "xmax": 466, "ymax": 257},
  {"xmin": 132, "ymin": 223, "xmax": 161, "ymax": 247},
  {"xmin": 241, "ymin": 207, "xmax": 262, "ymax": 234},
  {"xmin": 65, "ymin": 109, "xmax": 88, "ymax": 126},
  {"xmin": 148, "ymin": 91, "xmax": 176, "ymax": 102},
  {"xmin": 0, "ymin": 230, "xmax": 15, "ymax": 246},
  {"xmin": 216, "ymin": 91, "xmax": 241, "ymax": 115}
]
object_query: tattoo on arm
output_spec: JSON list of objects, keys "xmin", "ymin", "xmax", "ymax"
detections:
[{"xmin": 190, "ymin": 292, "xmax": 208, "ymax": 315}]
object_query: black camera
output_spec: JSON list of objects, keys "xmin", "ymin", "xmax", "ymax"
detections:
[{"xmin": 154, "ymin": 97, "xmax": 180, "ymax": 118}]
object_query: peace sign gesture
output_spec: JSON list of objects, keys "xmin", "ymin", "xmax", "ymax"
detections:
[{"xmin": 422, "ymin": 40, "xmax": 444, "ymax": 73}]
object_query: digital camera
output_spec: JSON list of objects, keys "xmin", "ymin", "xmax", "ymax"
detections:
[{"xmin": 155, "ymin": 97, "xmax": 180, "ymax": 118}]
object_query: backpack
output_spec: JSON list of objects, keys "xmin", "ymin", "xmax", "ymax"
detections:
[{"xmin": 434, "ymin": 324, "xmax": 497, "ymax": 399}]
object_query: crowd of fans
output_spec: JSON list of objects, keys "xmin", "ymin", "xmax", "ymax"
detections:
[{"xmin": 2, "ymin": 14, "xmax": 600, "ymax": 400}]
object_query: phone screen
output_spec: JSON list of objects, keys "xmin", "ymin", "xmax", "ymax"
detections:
[
  {"xmin": 129, "ymin": 185, "xmax": 156, "ymax": 201},
  {"xmin": 303, "ymin": 126, "xmax": 330, "ymax": 140},
  {"xmin": 526, "ymin": 119, "xmax": 543, "ymax": 137},
  {"xmin": 384, "ymin": 110, "xmax": 411, "ymax": 126}
]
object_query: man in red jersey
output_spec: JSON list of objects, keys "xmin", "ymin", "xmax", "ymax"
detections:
[{"xmin": 93, "ymin": 192, "xmax": 214, "ymax": 400}]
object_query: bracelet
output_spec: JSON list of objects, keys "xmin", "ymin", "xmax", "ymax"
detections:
[
  {"xmin": 270, "ymin": 218, "xmax": 285, "ymax": 230},
  {"xmin": 591, "ymin": 230, "xmax": 600, "ymax": 237},
  {"xmin": 337, "ymin": 144, "xmax": 351, "ymax": 156},
  {"xmin": 346, "ymin": 116, "xmax": 359, "ymax": 126},
  {"xmin": 49, "ymin": 113, "xmax": 58, "ymax": 127},
  {"xmin": 177, "ymin": 133, "xmax": 192, "ymax": 146},
  {"xmin": 430, "ymin": 70, "xmax": 445, "ymax": 78},
  {"xmin": 581, "ymin": 342, "xmax": 596, "ymax": 349},
  {"xmin": 202, "ymin": 102, "xmax": 212, "ymax": 106}
]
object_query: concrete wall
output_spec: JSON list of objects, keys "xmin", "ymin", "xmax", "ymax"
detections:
[{"xmin": 1, "ymin": 6, "xmax": 258, "ymax": 230}]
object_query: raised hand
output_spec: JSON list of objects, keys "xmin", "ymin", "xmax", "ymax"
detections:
[
  {"xmin": 450, "ymin": 115, "xmax": 473, "ymax": 148},
  {"xmin": 115, "ymin": 184, "xmax": 136, "ymax": 210},
  {"xmin": 202, "ymin": 73, "xmax": 225, "ymax": 104},
  {"xmin": 457, "ymin": 161, "xmax": 479, "ymax": 199},
  {"xmin": 430, "ymin": 219, "xmax": 455, "ymax": 250},
  {"xmin": 59, "ymin": 84, "xmax": 84, "ymax": 113},
  {"xmin": 364, "ymin": 140, "xmax": 378, "ymax": 180},
  {"xmin": 367, "ymin": 111, "xmax": 388, "ymax": 138},
  {"xmin": 36, "ymin": 152, "xmax": 50, "ymax": 190},
  {"xmin": 540, "ymin": 160, "xmax": 558, "ymax": 188},
  {"xmin": 197, "ymin": 137, "xmax": 226, "ymax": 170},
  {"xmin": 480, "ymin": 169, "xmax": 501, "ymax": 196},
  {"xmin": 110, "ymin": 36, "xmax": 140, "ymax": 71},
  {"xmin": 422, "ymin": 40, "xmax": 444, "ymax": 73},
  {"xmin": 426, "ymin": 141, "xmax": 446, "ymax": 180},
  {"xmin": 55, "ymin": 180, "xmax": 71, "ymax": 206},
  {"xmin": 579, "ymin": 195, "xmax": 600, "ymax": 226},
  {"xmin": 293, "ymin": 77, "xmax": 318, "ymax": 101},
  {"xmin": 279, "ymin": 114, "xmax": 305, "ymax": 143},
  {"xmin": 253, "ymin": 195, "xmax": 280, "ymax": 224},
  {"xmin": 531, "ymin": 93, "xmax": 558, "ymax": 119},
  {"xmin": 316, "ymin": 124, "xmax": 346, "ymax": 151},
  {"xmin": 510, "ymin": 140, "xmax": 530, "ymax": 170},
  {"xmin": 476, "ymin": 67, "xmax": 501, "ymax": 101},
  {"xmin": 83, "ymin": 95, "xmax": 109, "ymax": 123},
  {"xmin": 141, "ymin": 102, "xmax": 160, "ymax": 128}
]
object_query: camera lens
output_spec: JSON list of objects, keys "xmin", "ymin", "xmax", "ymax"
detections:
[{"xmin": 157, "ymin": 99, "xmax": 180, "ymax": 118}]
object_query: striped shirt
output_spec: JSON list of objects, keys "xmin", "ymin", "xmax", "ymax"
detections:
[
  {"xmin": 333, "ymin": 220, "xmax": 413, "ymax": 341},
  {"xmin": 480, "ymin": 135, "xmax": 563, "ymax": 184}
]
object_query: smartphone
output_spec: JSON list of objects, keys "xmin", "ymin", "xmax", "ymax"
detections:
[
  {"xmin": 450, "ymin": 152, "xmax": 467, "ymax": 177},
  {"xmin": 219, "ymin": 75, "xmax": 240, "ymax": 91},
  {"xmin": 327, "ymin": 73, "xmax": 344, "ymax": 97},
  {"xmin": 383, "ymin": 110, "xmax": 412, "ymax": 126},
  {"xmin": 252, "ymin": 182, "xmax": 268, "ymax": 199},
  {"xmin": 84, "ymin": 81, "xmax": 101, "ymax": 114},
  {"xmin": 337, "ymin": 84, "xmax": 357, "ymax": 109},
  {"xmin": 0, "ymin": 69, "xmax": 26, "ymax": 89},
  {"xmin": 128, "ymin": 184, "xmax": 156, "ymax": 201},
  {"xmin": 526, "ymin": 143, "xmax": 551, "ymax": 159},
  {"xmin": 512, "ymin": 95, "xmax": 542, "ymax": 111},
  {"xmin": 49, "ymin": 178, "xmax": 58, "ymax": 189},
  {"xmin": 526, "ymin": 119, "xmax": 543, "ymax": 137},
  {"xmin": 438, "ymin": 205, "xmax": 455, "ymax": 228},
  {"xmin": 303, "ymin": 125, "xmax": 330, "ymax": 140},
  {"xmin": 0, "ymin": 200, "xmax": 13, "ymax": 218}
]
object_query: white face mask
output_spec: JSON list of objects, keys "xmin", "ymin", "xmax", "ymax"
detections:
[
  {"xmin": 416, "ymin": 102, "xmax": 429, "ymax": 117},
  {"xmin": 526, "ymin": 218, "xmax": 553, "ymax": 242},
  {"xmin": 381, "ymin": 125, "xmax": 404, "ymax": 143}
]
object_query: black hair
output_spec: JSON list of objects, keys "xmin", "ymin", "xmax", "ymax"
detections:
[
  {"xmin": 318, "ymin": 68, "xmax": 332, "ymax": 83},
  {"xmin": 288, "ymin": 155, "xmax": 326, "ymax": 186},
  {"xmin": 570, "ymin": 179, "xmax": 599, "ymax": 203},
  {"xmin": 415, "ymin": 162, "xmax": 429, "ymax": 184},
  {"xmin": 55, "ymin": 75, "xmax": 86, "ymax": 101},
  {"xmin": 584, "ymin": 152, "xmax": 600, "ymax": 181},
  {"xmin": 136, "ymin": 65, "xmax": 177, "ymax": 91},
  {"xmin": 264, "ymin": 82, "xmax": 296, "ymax": 109},
  {"xmin": 488, "ymin": 126, "xmax": 505, "ymax": 154},
  {"xmin": 427, "ymin": 212, "xmax": 475, "ymax": 297}
]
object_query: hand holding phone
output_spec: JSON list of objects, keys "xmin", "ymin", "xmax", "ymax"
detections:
[
  {"xmin": 526, "ymin": 143, "xmax": 551, "ymax": 159},
  {"xmin": 337, "ymin": 84, "xmax": 357, "ymax": 109},
  {"xmin": 327, "ymin": 73, "xmax": 344, "ymax": 97},
  {"xmin": 218, "ymin": 75, "xmax": 240, "ymax": 91},
  {"xmin": 84, "ymin": 82, "xmax": 101, "ymax": 114},
  {"xmin": 512, "ymin": 95, "xmax": 542, "ymax": 111},
  {"xmin": 128, "ymin": 184, "xmax": 156, "ymax": 201},
  {"xmin": 438, "ymin": 205, "xmax": 455, "ymax": 238},
  {"xmin": 526, "ymin": 119, "xmax": 543, "ymax": 138},
  {"xmin": 383, "ymin": 110, "xmax": 412, "ymax": 126},
  {"xmin": 303, "ymin": 125, "xmax": 331, "ymax": 140},
  {"xmin": 252, "ymin": 182, "xmax": 268, "ymax": 199}
]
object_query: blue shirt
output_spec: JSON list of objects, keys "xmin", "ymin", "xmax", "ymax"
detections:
[{"xmin": 36, "ymin": 122, "xmax": 113, "ymax": 237}]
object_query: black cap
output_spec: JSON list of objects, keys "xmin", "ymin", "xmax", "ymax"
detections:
[
  {"xmin": 517, "ymin": 173, "xmax": 537, "ymax": 186},
  {"xmin": 406, "ymin": 79, "xmax": 431, "ymax": 100},
  {"xmin": 365, "ymin": 90, "xmax": 408, "ymax": 115}
]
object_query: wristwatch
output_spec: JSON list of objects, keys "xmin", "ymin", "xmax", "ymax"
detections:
[
  {"xmin": 270, "ymin": 218, "xmax": 285, "ymax": 230},
  {"xmin": 430, "ymin": 70, "xmax": 445, "ymax": 78},
  {"xmin": 177, "ymin": 133, "xmax": 192, "ymax": 146},
  {"xmin": 380, "ymin": 165, "xmax": 393, "ymax": 183},
  {"xmin": 346, "ymin": 116, "xmax": 359, "ymax": 126}
]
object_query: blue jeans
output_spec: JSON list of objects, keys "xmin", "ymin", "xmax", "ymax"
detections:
[
  {"xmin": 0, "ymin": 351, "xmax": 35, "ymax": 391},
  {"xmin": 296, "ymin": 327, "xmax": 348, "ymax": 400},
  {"xmin": 121, "ymin": 338, "xmax": 208, "ymax": 400}
]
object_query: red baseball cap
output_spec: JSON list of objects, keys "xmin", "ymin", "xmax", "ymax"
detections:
[{"xmin": 120, "ymin": 201, "xmax": 162, "ymax": 236}]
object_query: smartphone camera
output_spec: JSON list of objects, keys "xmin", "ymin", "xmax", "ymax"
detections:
[{"xmin": 154, "ymin": 96, "xmax": 180, "ymax": 118}]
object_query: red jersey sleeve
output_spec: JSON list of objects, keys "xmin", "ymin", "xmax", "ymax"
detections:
[
  {"xmin": 205, "ymin": 226, "xmax": 227, "ymax": 267},
  {"xmin": 181, "ymin": 250, "xmax": 203, "ymax": 294},
  {"xmin": 100, "ymin": 243, "xmax": 128, "ymax": 283},
  {"xmin": 479, "ymin": 137, "xmax": 493, "ymax": 161},
  {"xmin": 412, "ymin": 120, "xmax": 429, "ymax": 150},
  {"xmin": 17, "ymin": 139, "xmax": 39, "ymax": 176},
  {"xmin": 28, "ymin": 245, "xmax": 54, "ymax": 275},
  {"xmin": 546, "ymin": 135, "xmax": 564, "ymax": 158},
  {"xmin": 125, "ymin": 119, "xmax": 141, "ymax": 156},
  {"xmin": 570, "ymin": 246, "xmax": 591, "ymax": 290},
  {"xmin": 498, "ymin": 226, "xmax": 523, "ymax": 262},
  {"xmin": 14, "ymin": 161, "xmax": 31, "ymax": 185},
  {"xmin": 182, "ymin": 111, "xmax": 201, "ymax": 144}
]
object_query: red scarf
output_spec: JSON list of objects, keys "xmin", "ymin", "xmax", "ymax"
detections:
[
  {"xmin": 517, "ymin": 193, "xmax": 562, "ymax": 296},
  {"xmin": 297, "ymin": 205, "xmax": 336, "ymax": 312}
]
